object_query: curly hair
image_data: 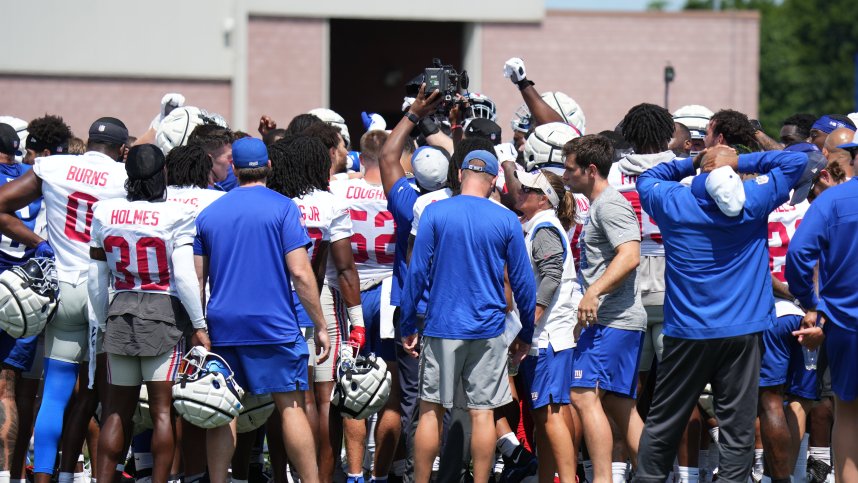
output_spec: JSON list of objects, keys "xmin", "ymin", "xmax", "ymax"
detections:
[
  {"xmin": 621, "ymin": 103, "xmax": 675, "ymax": 154},
  {"xmin": 782, "ymin": 113, "xmax": 817, "ymax": 140},
  {"xmin": 267, "ymin": 135, "xmax": 331, "ymax": 198},
  {"xmin": 166, "ymin": 144, "xmax": 212, "ymax": 188},
  {"xmin": 286, "ymin": 114, "xmax": 324, "ymax": 136},
  {"xmin": 710, "ymin": 109, "xmax": 759, "ymax": 150},
  {"xmin": 27, "ymin": 114, "xmax": 73, "ymax": 154}
]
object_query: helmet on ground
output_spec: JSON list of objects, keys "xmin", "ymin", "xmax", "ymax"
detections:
[
  {"xmin": 466, "ymin": 93, "xmax": 498, "ymax": 122},
  {"xmin": 156, "ymin": 107, "xmax": 226, "ymax": 155},
  {"xmin": 0, "ymin": 257, "xmax": 58, "ymax": 338},
  {"xmin": 172, "ymin": 347, "xmax": 244, "ymax": 429},
  {"xmin": 541, "ymin": 91, "xmax": 586, "ymax": 135},
  {"xmin": 331, "ymin": 349, "xmax": 391, "ymax": 420},
  {"xmin": 523, "ymin": 122, "xmax": 580, "ymax": 172},
  {"xmin": 309, "ymin": 108, "xmax": 350, "ymax": 149},
  {"xmin": 236, "ymin": 392, "xmax": 275, "ymax": 433}
]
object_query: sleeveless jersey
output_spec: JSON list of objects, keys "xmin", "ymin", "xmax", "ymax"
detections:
[
  {"xmin": 33, "ymin": 152, "xmax": 128, "ymax": 282},
  {"xmin": 329, "ymin": 179, "xmax": 395, "ymax": 284},
  {"xmin": 90, "ymin": 199, "xmax": 196, "ymax": 296},
  {"xmin": 768, "ymin": 199, "xmax": 809, "ymax": 317},
  {"xmin": 607, "ymin": 164, "xmax": 663, "ymax": 257},
  {"xmin": 166, "ymin": 185, "xmax": 226, "ymax": 216},
  {"xmin": 0, "ymin": 163, "xmax": 41, "ymax": 269}
]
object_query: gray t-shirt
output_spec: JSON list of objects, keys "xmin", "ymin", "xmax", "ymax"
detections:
[{"xmin": 578, "ymin": 186, "xmax": 646, "ymax": 331}]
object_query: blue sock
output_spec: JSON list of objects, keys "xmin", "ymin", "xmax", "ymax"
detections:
[{"xmin": 33, "ymin": 358, "xmax": 79, "ymax": 474}]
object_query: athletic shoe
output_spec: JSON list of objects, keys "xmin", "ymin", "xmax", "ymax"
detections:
[
  {"xmin": 807, "ymin": 457, "xmax": 831, "ymax": 483},
  {"xmin": 498, "ymin": 446, "xmax": 538, "ymax": 482}
]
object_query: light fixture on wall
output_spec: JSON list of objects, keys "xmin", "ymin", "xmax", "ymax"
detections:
[{"xmin": 664, "ymin": 63, "xmax": 675, "ymax": 110}]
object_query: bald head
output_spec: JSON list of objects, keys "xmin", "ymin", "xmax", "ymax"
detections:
[{"xmin": 824, "ymin": 127, "xmax": 856, "ymax": 178}]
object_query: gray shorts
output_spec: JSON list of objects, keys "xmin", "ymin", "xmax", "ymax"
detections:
[
  {"xmin": 639, "ymin": 256, "xmax": 665, "ymax": 307},
  {"xmin": 46, "ymin": 281, "xmax": 89, "ymax": 363},
  {"xmin": 638, "ymin": 305, "xmax": 665, "ymax": 373},
  {"xmin": 418, "ymin": 334, "xmax": 512, "ymax": 410},
  {"xmin": 302, "ymin": 326, "xmax": 315, "ymax": 368},
  {"xmin": 315, "ymin": 285, "xmax": 348, "ymax": 382}
]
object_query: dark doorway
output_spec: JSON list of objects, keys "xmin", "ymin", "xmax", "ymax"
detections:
[{"xmin": 329, "ymin": 19, "xmax": 465, "ymax": 150}]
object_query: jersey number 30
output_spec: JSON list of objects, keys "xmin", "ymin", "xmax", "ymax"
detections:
[{"xmin": 103, "ymin": 236, "xmax": 170, "ymax": 291}]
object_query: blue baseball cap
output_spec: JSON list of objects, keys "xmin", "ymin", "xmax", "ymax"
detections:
[
  {"xmin": 232, "ymin": 137, "xmax": 268, "ymax": 169},
  {"xmin": 811, "ymin": 115, "xmax": 855, "ymax": 134},
  {"xmin": 460, "ymin": 149, "xmax": 499, "ymax": 176}
]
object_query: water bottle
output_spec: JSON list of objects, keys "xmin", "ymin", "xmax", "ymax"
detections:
[{"xmin": 803, "ymin": 347, "xmax": 818, "ymax": 370}]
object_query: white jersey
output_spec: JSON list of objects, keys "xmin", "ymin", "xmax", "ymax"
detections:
[
  {"xmin": 607, "ymin": 164, "xmax": 663, "ymax": 257},
  {"xmin": 90, "ymin": 198, "xmax": 196, "ymax": 296},
  {"xmin": 166, "ymin": 185, "xmax": 226, "ymax": 216},
  {"xmin": 768, "ymin": 199, "xmax": 809, "ymax": 317},
  {"xmin": 411, "ymin": 188, "xmax": 452, "ymax": 236},
  {"xmin": 33, "ymin": 152, "xmax": 128, "ymax": 283},
  {"xmin": 289, "ymin": 189, "xmax": 352, "ymax": 287},
  {"xmin": 329, "ymin": 178, "xmax": 394, "ymax": 285}
]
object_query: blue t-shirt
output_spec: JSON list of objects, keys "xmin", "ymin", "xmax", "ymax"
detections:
[
  {"xmin": 400, "ymin": 195, "xmax": 536, "ymax": 341},
  {"xmin": 195, "ymin": 186, "xmax": 310, "ymax": 346},
  {"xmin": 386, "ymin": 176, "xmax": 419, "ymax": 306},
  {"xmin": 0, "ymin": 163, "xmax": 40, "ymax": 270}
]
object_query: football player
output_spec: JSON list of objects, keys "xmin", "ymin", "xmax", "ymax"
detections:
[
  {"xmin": 88, "ymin": 144, "xmax": 208, "ymax": 483},
  {"xmin": 0, "ymin": 117, "xmax": 129, "ymax": 483}
]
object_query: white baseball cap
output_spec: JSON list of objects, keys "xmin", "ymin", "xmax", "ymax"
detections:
[
  {"xmin": 704, "ymin": 166, "xmax": 746, "ymax": 217},
  {"xmin": 516, "ymin": 170, "xmax": 561, "ymax": 208},
  {"xmin": 411, "ymin": 146, "xmax": 449, "ymax": 191}
]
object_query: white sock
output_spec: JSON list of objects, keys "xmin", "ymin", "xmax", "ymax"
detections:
[
  {"xmin": 496, "ymin": 432, "xmax": 520, "ymax": 458},
  {"xmin": 134, "ymin": 452, "xmax": 154, "ymax": 472},
  {"xmin": 708, "ymin": 426, "xmax": 719, "ymax": 443},
  {"xmin": 677, "ymin": 466, "xmax": 699, "ymax": 483},
  {"xmin": 809, "ymin": 446, "xmax": 831, "ymax": 465},
  {"xmin": 753, "ymin": 449, "xmax": 765, "ymax": 478},
  {"xmin": 73, "ymin": 472, "xmax": 87, "ymax": 483},
  {"xmin": 0, "ymin": 471, "xmax": 12, "ymax": 483},
  {"xmin": 584, "ymin": 460, "xmax": 594, "ymax": 483},
  {"xmin": 612, "ymin": 462, "xmax": 627, "ymax": 483}
]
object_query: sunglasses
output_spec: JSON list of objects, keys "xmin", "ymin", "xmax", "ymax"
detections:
[{"xmin": 521, "ymin": 185, "xmax": 544, "ymax": 195}]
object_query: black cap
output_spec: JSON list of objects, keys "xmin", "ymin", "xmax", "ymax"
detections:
[
  {"xmin": 126, "ymin": 144, "xmax": 166, "ymax": 180},
  {"xmin": 464, "ymin": 118, "xmax": 502, "ymax": 145},
  {"xmin": 88, "ymin": 117, "xmax": 129, "ymax": 145},
  {"xmin": 0, "ymin": 123, "xmax": 20, "ymax": 157}
]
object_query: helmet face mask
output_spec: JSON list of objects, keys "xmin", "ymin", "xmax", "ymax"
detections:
[
  {"xmin": 465, "ymin": 93, "xmax": 498, "ymax": 123},
  {"xmin": 0, "ymin": 257, "xmax": 59, "ymax": 338},
  {"xmin": 172, "ymin": 347, "xmax": 245, "ymax": 428}
]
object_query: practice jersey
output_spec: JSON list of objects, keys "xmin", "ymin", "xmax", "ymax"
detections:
[
  {"xmin": 289, "ymin": 189, "xmax": 352, "ymax": 286},
  {"xmin": 33, "ymin": 152, "xmax": 128, "ymax": 283},
  {"xmin": 411, "ymin": 188, "xmax": 452, "ymax": 236},
  {"xmin": 768, "ymin": 199, "xmax": 809, "ymax": 317},
  {"xmin": 329, "ymin": 178, "xmax": 395, "ymax": 284},
  {"xmin": 608, "ymin": 164, "xmax": 663, "ymax": 257},
  {"xmin": 90, "ymin": 199, "xmax": 196, "ymax": 296},
  {"xmin": 0, "ymin": 163, "xmax": 41, "ymax": 270},
  {"xmin": 167, "ymin": 185, "xmax": 226, "ymax": 216}
]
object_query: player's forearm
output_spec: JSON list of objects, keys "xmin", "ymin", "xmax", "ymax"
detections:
[
  {"xmin": 771, "ymin": 274, "xmax": 794, "ymax": 300},
  {"xmin": 337, "ymin": 267, "xmax": 362, "ymax": 309},
  {"xmin": 0, "ymin": 213, "xmax": 42, "ymax": 248},
  {"xmin": 521, "ymin": 85, "xmax": 563, "ymax": 126},
  {"xmin": 380, "ymin": 117, "xmax": 411, "ymax": 194},
  {"xmin": 425, "ymin": 131, "xmax": 454, "ymax": 154}
]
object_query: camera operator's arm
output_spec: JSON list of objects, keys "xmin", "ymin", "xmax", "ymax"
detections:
[
  {"xmin": 447, "ymin": 97, "xmax": 466, "ymax": 146},
  {"xmin": 381, "ymin": 84, "xmax": 443, "ymax": 195},
  {"xmin": 504, "ymin": 58, "xmax": 564, "ymax": 127}
]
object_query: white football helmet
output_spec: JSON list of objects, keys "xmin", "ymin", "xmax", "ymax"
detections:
[
  {"xmin": 0, "ymin": 116, "xmax": 27, "ymax": 163},
  {"xmin": 466, "ymin": 93, "xmax": 497, "ymax": 122},
  {"xmin": 331, "ymin": 348, "xmax": 391, "ymax": 420},
  {"xmin": 132, "ymin": 385, "xmax": 153, "ymax": 435},
  {"xmin": 510, "ymin": 103, "xmax": 533, "ymax": 134},
  {"xmin": 156, "ymin": 107, "xmax": 226, "ymax": 155},
  {"xmin": 523, "ymin": 122, "xmax": 580, "ymax": 172},
  {"xmin": 0, "ymin": 257, "xmax": 58, "ymax": 338},
  {"xmin": 541, "ymin": 92, "xmax": 586, "ymax": 135},
  {"xmin": 308, "ymin": 108, "xmax": 351, "ymax": 149},
  {"xmin": 172, "ymin": 347, "xmax": 244, "ymax": 429},
  {"xmin": 236, "ymin": 392, "xmax": 275, "ymax": 434},
  {"xmin": 673, "ymin": 104, "xmax": 714, "ymax": 132}
]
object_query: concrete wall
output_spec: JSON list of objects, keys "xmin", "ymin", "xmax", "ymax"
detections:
[{"xmin": 481, "ymin": 10, "xmax": 760, "ymax": 134}]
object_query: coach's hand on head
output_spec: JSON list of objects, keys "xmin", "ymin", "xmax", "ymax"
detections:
[
  {"xmin": 696, "ymin": 145, "xmax": 738, "ymax": 173},
  {"xmin": 315, "ymin": 325, "xmax": 331, "ymax": 363}
]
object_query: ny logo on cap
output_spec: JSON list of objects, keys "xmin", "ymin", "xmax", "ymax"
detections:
[{"xmin": 98, "ymin": 125, "xmax": 106, "ymax": 132}]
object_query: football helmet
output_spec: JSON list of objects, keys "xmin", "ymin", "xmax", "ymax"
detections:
[
  {"xmin": 466, "ymin": 93, "xmax": 497, "ymax": 122},
  {"xmin": 156, "ymin": 106, "xmax": 226, "ymax": 155},
  {"xmin": 541, "ymin": 92, "xmax": 586, "ymax": 135},
  {"xmin": 331, "ymin": 346, "xmax": 391, "ymax": 420},
  {"xmin": 172, "ymin": 347, "xmax": 244, "ymax": 429},
  {"xmin": 0, "ymin": 257, "xmax": 58, "ymax": 338},
  {"xmin": 673, "ymin": 104, "xmax": 714, "ymax": 132},
  {"xmin": 308, "ymin": 108, "xmax": 351, "ymax": 149},
  {"xmin": 132, "ymin": 385, "xmax": 153, "ymax": 435},
  {"xmin": 523, "ymin": 122, "xmax": 580, "ymax": 172},
  {"xmin": 510, "ymin": 103, "xmax": 533, "ymax": 134},
  {"xmin": 236, "ymin": 392, "xmax": 275, "ymax": 434}
]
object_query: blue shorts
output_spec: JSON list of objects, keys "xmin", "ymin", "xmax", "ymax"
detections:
[
  {"xmin": 215, "ymin": 341, "xmax": 309, "ymax": 395},
  {"xmin": 824, "ymin": 322, "xmax": 858, "ymax": 401},
  {"xmin": 519, "ymin": 343, "xmax": 573, "ymax": 409},
  {"xmin": 292, "ymin": 290, "xmax": 313, "ymax": 328},
  {"xmin": 571, "ymin": 325, "xmax": 644, "ymax": 398},
  {"xmin": 360, "ymin": 284, "xmax": 396, "ymax": 362},
  {"xmin": 759, "ymin": 314, "xmax": 818, "ymax": 399},
  {"xmin": 0, "ymin": 332, "xmax": 39, "ymax": 372}
]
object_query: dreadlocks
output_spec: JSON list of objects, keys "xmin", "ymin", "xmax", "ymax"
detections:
[
  {"xmin": 166, "ymin": 144, "xmax": 212, "ymax": 188},
  {"xmin": 267, "ymin": 135, "xmax": 331, "ymax": 198},
  {"xmin": 621, "ymin": 103, "xmax": 674, "ymax": 154}
]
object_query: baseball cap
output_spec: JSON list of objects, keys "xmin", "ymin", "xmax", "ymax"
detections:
[
  {"xmin": 88, "ymin": 117, "xmax": 128, "ymax": 145},
  {"xmin": 461, "ymin": 150, "xmax": 499, "ymax": 176},
  {"xmin": 0, "ymin": 123, "xmax": 21, "ymax": 157},
  {"xmin": 811, "ymin": 115, "xmax": 855, "ymax": 135},
  {"xmin": 465, "ymin": 118, "xmax": 502, "ymax": 145},
  {"xmin": 788, "ymin": 150, "xmax": 829, "ymax": 206},
  {"xmin": 704, "ymin": 166, "xmax": 746, "ymax": 217},
  {"xmin": 232, "ymin": 137, "xmax": 268, "ymax": 169},
  {"xmin": 515, "ymin": 170, "xmax": 560, "ymax": 207},
  {"xmin": 411, "ymin": 146, "xmax": 449, "ymax": 191},
  {"xmin": 125, "ymin": 144, "xmax": 166, "ymax": 180}
]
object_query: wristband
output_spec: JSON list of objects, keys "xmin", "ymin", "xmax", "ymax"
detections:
[
  {"xmin": 516, "ymin": 79, "xmax": 535, "ymax": 91},
  {"xmin": 418, "ymin": 117, "xmax": 440, "ymax": 137},
  {"xmin": 191, "ymin": 317, "xmax": 208, "ymax": 330},
  {"xmin": 405, "ymin": 112, "xmax": 420, "ymax": 124},
  {"xmin": 348, "ymin": 305, "xmax": 365, "ymax": 328},
  {"xmin": 451, "ymin": 124, "xmax": 463, "ymax": 130}
]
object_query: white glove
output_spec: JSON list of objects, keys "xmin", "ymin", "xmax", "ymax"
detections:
[
  {"xmin": 494, "ymin": 142, "xmax": 518, "ymax": 164},
  {"xmin": 150, "ymin": 93, "xmax": 186, "ymax": 130},
  {"xmin": 503, "ymin": 58, "xmax": 527, "ymax": 83},
  {"xmin": 401, "ymin": 97, "xmax": 416, "ymax": 113}
]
